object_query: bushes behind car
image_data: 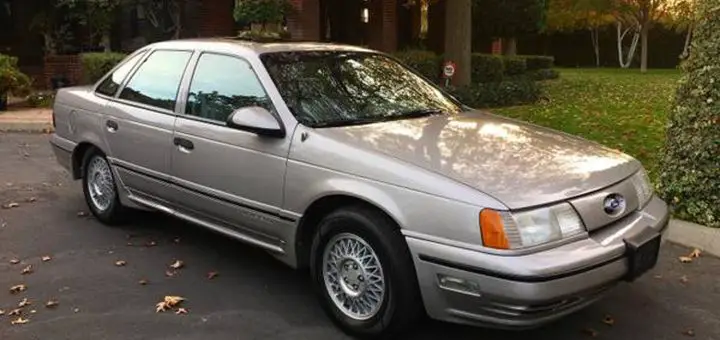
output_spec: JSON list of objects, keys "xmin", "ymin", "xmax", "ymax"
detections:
[
  {"xmin": 81, "ymin": 52, "xmax": 127, "ymax": 84},
  {"xmin": 393, "ymin": 50, "xmax": 551, "ymax": 108}
]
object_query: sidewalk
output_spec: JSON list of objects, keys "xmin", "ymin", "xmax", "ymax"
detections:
[
  {"xmin": 666, "ymin": 219, "xmax": 720, "ymax": 257},
  {"xmin": 0, "ymin": 108, "xmax": 53, "ymax": 133}
]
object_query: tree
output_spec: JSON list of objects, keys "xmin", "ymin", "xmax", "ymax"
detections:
[
  {"xmin": 659, "ymin": 0, "xmax": 720, "ymax": 228},
  {"xmin": 473, "ymin": 0, "xmax": 548, "ymax": 56},
  {"xmin": 614, "ymin": 0, "xmax": 670, "ymax": 72},
  {"xmin": 445, "ymin": 0, "xmax": 472, "ymax": 86},
  {"xmin": 60, "ymin": 0, "xmax": 124, "ymax": 52},
  {"xmin": 546, "ymin": 0, "xmax": 614, "ymax": 67},
  {"xmin": 662, "ymin": 0, "xmax": 697, "ymax": 60}
]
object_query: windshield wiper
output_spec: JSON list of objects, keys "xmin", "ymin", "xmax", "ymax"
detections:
[
  {"xmin": 311, "ymin": 108, "xmax": 445, "ymax": 128},
  {"xmin": 393, "ymin": 108, "xmax": 445, "ymax": 119},
  {"xmin": 311, "ymin": 117, "xmax": 382, "ymax": 128}
]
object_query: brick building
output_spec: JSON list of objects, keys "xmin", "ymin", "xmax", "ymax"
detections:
[{"xmin": 1, "ymin": 0, "xmax": 446, "ymax": 88}]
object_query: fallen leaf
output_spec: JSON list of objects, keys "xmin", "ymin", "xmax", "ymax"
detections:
[
  {"xmin": 207, "ymin": 271, "xmax": 219, "ymax": 280},
  {"xmin": 156, "ymin": 301, "xmax": 169, "ymax": 313},
  {"xmin": 8, "ymin": 309, "xmax": 22, "ymax": 316},
  {"xmin": 126, "ymin": 242, "xmax": 134, "ymax": 246},
  {"xmin": 45, "ymin": 300, "xmax": 59, "ymax": 308},
  {"xmin": 2, "ymin": 202, "xmax": 19, "ymax": 209},
  {"xmin": 683, "ymin": 328, "xmax": 695, "ymax": 337},
  {"xmin": 41, "ymin": 255, "xmax": 52, "ymax": 262},
  {"xmin": 164, "ymin": 296, "xmax": 185, "ymax": 307},
  {"xmin": 689, "ymin": 249, "xmax": 701, "ymax": 258},
  {"xmin": 21, "ymin": 265, "xmax": 33, "ymax": 275},
  {"xmin": 10, "ymin": 284, "xmax": 27, "ymax": 294},
  {"xmin": 175, "ymin": 308, "xmax": 188, "ymax": 315},
  {"xmin": 654, "ymin": 274, "xmax": 663, "ymax": 279},
  {"xmin": 115, "ymin": 260, "xmax": 127, "ymax": 267},
  {"xmin": 680, "ymin": 275, "xmax": 689, "ymax": 284},
  {"xmin": 170, "ymin": 260, "xmax": 184, "ymax": 269},
  {"xmin": 29, "ymin": 310, "xmax": 36, "ymax": 314},
  {"xmin": 146, "ymin": 241, "xmax": 157, "ymax": 247},
  {"xmin": 0, "ymin": 310, "xmax": 4, "ymax": 316},
  {"xmin": 602, "ymin": 315, "xmax": 615, "ymax": 326},
  {"xmin": 9, "ymin": 259, "xmax": 20, "ymax": 265},
  {"xmin": 583, "ymin": 328, "xmax": 599, "ymax": 337},
  {"xmin": 11, "ymin": 317, "xmax": 29, "ymax": 325},
  {"xmin": 26, "ymin": 197, "xmax": 36, "ymax": 203},
  {"xmin": 139, "ymin": 279, "xmax": 148, "ymax": 285},
  {"xmin": 18, "ymin": 298, "xmax": 31, "ymax": 307},
  {"xmin": 77, "ymin": 211, "xmax": 88, "ymax": 217},
  {"xmin": 173, "ymin": 237, "xmax": 181, "ymax": 244},
  {"xmin": 679, "ymin": 256, "xmax": 693, "ymax": 263},
  {"xmin": 73, "ymin": 308, "xmax": 80, "ymax": 313},
  {"xmin": 165, "ymin": 270, "xmax": 177, "ymax": 277}
]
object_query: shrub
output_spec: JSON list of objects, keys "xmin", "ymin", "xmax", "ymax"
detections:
[
  {"xmin": 0, "ymin": 54, "xmax": 31, "ymax": 98},
  {"xmin": 448, "ymin": 76, "xmax": 541, "ymax": 108},
  {"xmin": 528, "ymin": 68, "xmax": 560, "ymax": 81},
  {"xmin": 27, "ymin": 91, "xmax": 55, "ymax": 108},
  {"xmin": 502, "ymin": 56, "xmax": 527, "ymax": 76},
  {"xmin": 393, "ymin": 50, "xmax": 443, "ymax": 83},
  {"xmin": 80, "ymin": 52, "xmax": 127, "ymax": 84},
  {"xmin": 522, "ymin": 55, "xmax": 554, "ymax": 71},
  {"xmin": 471, "ymin": 54, "xmax": 504, "ymax": 83},
  {"xmin": 659, "ymin": 0, "xmax": 720, "ymax": 228}
]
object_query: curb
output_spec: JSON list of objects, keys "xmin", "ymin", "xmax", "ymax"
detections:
[
  {"xmin": 665, "ymin": 219, "xmax": 720, "ymax": 257},
  {"xmin": 0, "ymin": 122, "xmax": 54, "ymax": 133}
]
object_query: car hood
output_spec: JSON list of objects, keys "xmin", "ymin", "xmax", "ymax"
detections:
[{"xmin": 314, "ymin": 110, "xmax": 640, "ymax": 209}]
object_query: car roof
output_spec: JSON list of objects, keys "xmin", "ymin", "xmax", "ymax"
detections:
[{"xmin": 147, "ymin": 38, "xmax": 375, "ymax": 55}]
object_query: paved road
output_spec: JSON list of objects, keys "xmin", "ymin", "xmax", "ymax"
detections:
[{"xmin": 1, "ymin": 132, "xmax": 719, "ymax": 340}]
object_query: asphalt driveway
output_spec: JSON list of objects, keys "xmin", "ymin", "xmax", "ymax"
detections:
[{"xmin": 1, "ymin": 133, "xmax": 719, "ymax": 340}]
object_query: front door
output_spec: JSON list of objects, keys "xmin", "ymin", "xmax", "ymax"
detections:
[
  {"xmin": 103, "ymin": 49, "xmax": 193, "ymax": 200},
  {"xmin": 169, "ymin": 52, "xmax": 291, "ymax": 243}
]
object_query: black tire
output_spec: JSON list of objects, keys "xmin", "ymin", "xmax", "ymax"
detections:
[
  {"xmin": 81, "ymin": 148, "xmax": 127, "ymax": 225},
  {"xmin": 310, "ymin": 205, "xmax": 424, "ymax": 338}
]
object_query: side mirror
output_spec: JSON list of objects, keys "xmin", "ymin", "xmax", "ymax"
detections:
[{"xmin": 226, "ymin": 106, "xmax": 285, "ymax": 138}]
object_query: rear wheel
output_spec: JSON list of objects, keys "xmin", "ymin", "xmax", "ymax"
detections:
[
  {"xmin": 310, "ymin": 206, "xmax": 423, "ymax": 338},
  {"xmin": 81, "ymin": 149, "xmax": 126, "ymax": 225}
]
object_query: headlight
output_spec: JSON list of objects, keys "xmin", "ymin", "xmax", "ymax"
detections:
[
  {"xmin": 629, "ymin": 167, "xmax": 653, "ymax": 208},
  {"xmin": 480, "ymin": 203, "xmax": 585, "ymax": 250}
]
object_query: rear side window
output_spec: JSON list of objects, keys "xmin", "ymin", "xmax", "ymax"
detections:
[
  {"xmin": 119, "ymin": 50, "xmax": 192, "ymax": 111},
  {"xmin": 95, "ymin": 52, "xmax": 146, "ymax": 96}
]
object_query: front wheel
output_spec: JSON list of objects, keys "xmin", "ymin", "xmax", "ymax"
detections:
[
  {"xmin": 310, "ymin": 206, "xmax": 423, "ymax": 338},
  {"xmin": 81, "ymin": 149, "xmax": 126, "ymax": 225}
]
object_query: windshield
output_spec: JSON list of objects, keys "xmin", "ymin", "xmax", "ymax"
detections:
[{"xmin": 261, "ymin": 51, "xmax": 464, "ymax": 128}]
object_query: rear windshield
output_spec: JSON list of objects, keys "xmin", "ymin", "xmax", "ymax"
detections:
[{"xmin": 261, "ymin": 51, "xmax": 463, "ymax": 128}]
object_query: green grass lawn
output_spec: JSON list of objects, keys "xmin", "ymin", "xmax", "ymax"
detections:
[{"xmin": 494, "ymin": 68, "xmax": 681, "ymax": 181}]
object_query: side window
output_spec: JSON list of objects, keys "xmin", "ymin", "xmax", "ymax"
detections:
[
  {"xmin": 119, "ymin": 50, "xmax": 192, "ymax": 111},
  {"xmin": 185, "ymin": 53, "xmax": 273, "ymax": 122},
  {"xmin": 95, "ymin": 52, "xmax": 146, "ymax": 96}
]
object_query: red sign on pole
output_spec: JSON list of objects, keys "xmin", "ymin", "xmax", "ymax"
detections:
[{"xmin": 442, "ymin": 61, "xmax": 456, "ymax": 79}]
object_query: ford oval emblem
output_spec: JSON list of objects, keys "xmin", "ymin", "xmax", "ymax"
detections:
[{"xmin": 603, "ymin": 194, "xmax": 626, "ymax": 216}]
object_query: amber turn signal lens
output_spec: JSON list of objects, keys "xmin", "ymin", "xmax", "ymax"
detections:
[{"xmin": 480, "ymin": 209, "xmax": 510, "ymax": 249}]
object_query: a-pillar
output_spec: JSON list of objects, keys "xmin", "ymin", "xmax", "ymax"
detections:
[
  {"xmin": 287, "ymin": 0, "xmax": 321, "ymax": 41},
  {"xmin": 197, "ymin": 0, "xmax": 236, "ymax": 37},
  {"xmin": 368, "ymin": 0, "xmax": 398, "ymax": 52}
]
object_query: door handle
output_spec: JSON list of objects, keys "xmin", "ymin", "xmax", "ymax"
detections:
[
  {"xmin": 173, "ymin": 137, "xmax": 194, "ymax": 153},
  {"xmin": 106, "ymin": 120, "xmax": 118, "ymax": 132}
]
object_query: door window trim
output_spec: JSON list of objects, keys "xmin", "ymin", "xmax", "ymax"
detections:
[
  {"xmin": 111, "ymin": 48, "xmax": 196, "ymax": 115},
  {"xmin": 176, "ymin": 51, "xmax": 286, "ymax": 134},
  {"xmin": 93, "ymin": 49, "xmax": 149, "ymax": 100}
]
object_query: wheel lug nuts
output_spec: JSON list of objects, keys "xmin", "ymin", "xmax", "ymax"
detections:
[{"xmin": 358, "ymin": 276, "xmax": 364, "ymax": 281}]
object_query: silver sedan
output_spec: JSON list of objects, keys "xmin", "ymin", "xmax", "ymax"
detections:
[{"xmin": 49, "ymin": 39, "xmax": 669, "ymax": 337}]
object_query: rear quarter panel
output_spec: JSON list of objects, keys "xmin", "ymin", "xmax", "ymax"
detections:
[{"xmin": 53, "ymin": 87, "xmax": 111, "ymax": 155}]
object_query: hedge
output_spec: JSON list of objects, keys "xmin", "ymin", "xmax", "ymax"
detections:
[
  {"xmin": 81, "ymin": 52, "xmax": 127, "ymax": 84},
  {"xmin": 470, "ymin": 54, "xmax": 504, "ymax": 83},
  {"xmin": 658, "ymin": 0, "xmax": 720, "ymax": 228},
  {"xmin": 502, "ymin": 56, "xmax": 527, "ymax": 76},
  {"xmin": 522, "ymin": 55, "xmax": 555, "ymax": 71},
  {"xmin": 448, "ymin": 76, "xmax": 541, "ymax": 109},
  {"xmin": 528, "ymin": 68, "xmax": 560, "ymax": 81},
  {"xmin": 393, "ymin": 50, "xmax": 443, "ymax": 83}
]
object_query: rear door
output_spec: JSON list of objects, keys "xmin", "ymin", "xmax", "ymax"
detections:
[
  {"xmin": 103, "ymin": 49, "xmax": 193, "ymax": 200},
  {"xmin": 169, "ymin": 52, "xmax": 291, "ymax": 243}
]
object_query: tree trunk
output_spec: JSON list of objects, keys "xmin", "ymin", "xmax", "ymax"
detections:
[
  {"xmin": 590, "ymin": 27, "xmax": 600, "ymax": 67},
  {"xmin": 444, "ymin": 0, "xmax": 472, "ymax": 86},
  {"xmin": 617, "ymin": 22, "xmax": 640, "ymax": 69},
  {"xmin": 101, "ymin": 32, "xmax": 111, "ymax": 52},
  {"xmin": 680, "ymin": 24, "xmax": 693, "ymax": 59},
  {"xmin": 502, "ymin": 37, "xmax": 517, "ymax": 56},
  {"xmin": 640, "ymin": 24, "xmax": 649, "ymax": 73}
]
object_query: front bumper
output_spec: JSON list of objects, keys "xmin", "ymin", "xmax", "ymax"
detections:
[{"xmin": 407, "ymin": 195, "xmax": 669, "ymax": 329}]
